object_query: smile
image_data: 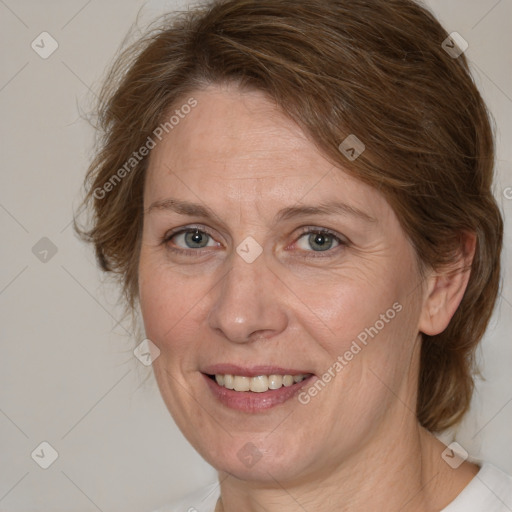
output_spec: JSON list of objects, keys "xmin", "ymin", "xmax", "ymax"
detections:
[
  {"xmin": 202, "ymin": 371, "xmax": 316, "ymax": 412},
  {"xmin": 210, "ymin": 373, "xmax": 311, "ymax": 392}
]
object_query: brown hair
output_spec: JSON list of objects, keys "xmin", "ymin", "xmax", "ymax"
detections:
[{"xmin": 75, "ymin": 0, "xmax": 503, "ymax": 432}]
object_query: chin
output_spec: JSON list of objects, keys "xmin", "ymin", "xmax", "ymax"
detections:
[{"xmin": 200, "ymin": 434, "xmax": 313, "ymax": 483}]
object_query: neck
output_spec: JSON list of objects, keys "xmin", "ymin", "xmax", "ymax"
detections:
[{"xmin": 215, "ymin": 419, "xmax": 479, "ymax": 512}]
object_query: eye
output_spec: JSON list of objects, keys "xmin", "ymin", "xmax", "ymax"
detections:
[
  {"xmin": 294, "ymin": 228, "xmax": 346, "ymax": 253},
  {"xmin": 162, "ymin": 225, "xmax": 347, "ymax": 257},
  {"xmin": 163, "ymin": 227, "xmax": 219, "ymax": 252}
]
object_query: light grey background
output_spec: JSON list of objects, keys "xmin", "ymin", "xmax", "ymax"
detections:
[{"xmin": 0, "ymin": 1, "xmax": 511, "ymax": 510}]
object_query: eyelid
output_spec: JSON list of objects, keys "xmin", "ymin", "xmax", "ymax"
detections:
[
  {"xmin": 163, "ymin": 224, "xmax": 217, "ymax": 242},
  {"xmin": 294, "ymin": 226, "xmax": 349, "ymax": 244}
]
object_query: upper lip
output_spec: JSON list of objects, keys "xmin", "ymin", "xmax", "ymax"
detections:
[{"xmin": 202, "ymin": 364, "xmax": 314, "ymax": 377}]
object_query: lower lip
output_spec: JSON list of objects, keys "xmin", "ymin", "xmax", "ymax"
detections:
[{"xmin": 202, "ymin": 373, "xmax": 316, "ymax": 412}]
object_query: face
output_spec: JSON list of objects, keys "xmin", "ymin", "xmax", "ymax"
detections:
[{"xmin": 138, "ymin": 84, "xmax": 428, "ymax": 485}]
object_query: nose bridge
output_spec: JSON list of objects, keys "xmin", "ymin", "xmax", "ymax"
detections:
[{"xmin": 208, "ymin": 248, "xmax": 287, "ymax": 343}]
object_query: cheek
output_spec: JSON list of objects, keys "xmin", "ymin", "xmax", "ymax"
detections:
[
  {"xmin": 291, "ymin": 257, "xmax": 422, "ymax": 401},
  {"xmin": 139, "ymin": 257, "xmax": 186, "ymax": 343},
  {"xmin": 289, "ymin": 266, "xmax": 405, "ymax": 350},
  {"xmin": 310, "ymin": 274, "xmax": 422, "ymax": 413},
  {"xmin": 138, "ymin": 254, "xmax": 214, "ymax": 360}
]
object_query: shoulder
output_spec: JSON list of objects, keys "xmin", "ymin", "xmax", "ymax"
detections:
[
  {"xmin": 442, "ymin": 462, "xmax": 512, "ymax": 512},
  {"xmin": 150, "ymin": 481, "xmax": 220, "ymax": 512}
]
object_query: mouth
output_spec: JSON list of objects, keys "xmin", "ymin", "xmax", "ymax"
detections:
[
  {"xmin": 201, "ymin": 366, "xmax": 316, "ymax": 412},
  {"xmin": 205, "ymin": 372, "xmax": 312, "ymax": 392}
]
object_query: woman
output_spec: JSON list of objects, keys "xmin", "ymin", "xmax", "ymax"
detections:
[{"xmin": 75, "ymin": 0, "xmax": 512, "ymax": 510}]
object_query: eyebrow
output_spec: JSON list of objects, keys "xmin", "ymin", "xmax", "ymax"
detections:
[{"xmin": 145, "ymin": 198, "xmax": 376, "ymax": 223}]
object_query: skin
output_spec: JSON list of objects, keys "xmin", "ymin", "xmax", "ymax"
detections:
[{"xmin": 138, "ymin": 83, "xmax": 479, "ymax": 512}]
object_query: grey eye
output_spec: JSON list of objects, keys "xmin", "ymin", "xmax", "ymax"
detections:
[{"xmin": 296, "ymin": 231, "xmax": 341, "ymax": 252}]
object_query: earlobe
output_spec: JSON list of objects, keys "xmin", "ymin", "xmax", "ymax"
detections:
[{"xmin": 418, "ymin": 232, "xmax": 476, "ymax": 336}]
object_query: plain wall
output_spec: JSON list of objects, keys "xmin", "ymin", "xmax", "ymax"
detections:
[{"xmin": 0, "ymin": 0, "xmax": 511, "ymax": 510}]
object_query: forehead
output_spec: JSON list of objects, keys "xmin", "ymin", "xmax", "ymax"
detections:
[
  {"xmin": 144, "ymin": 84, "xmax": 389, "ymax": 222},
  {"xmin": 149, "ymin": 85, "xmax": 317, "ymax": 173}
]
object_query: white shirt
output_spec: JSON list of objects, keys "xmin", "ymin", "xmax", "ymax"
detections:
[{"xmin": 152, "ymin": 463, "xmax": 512, "ymax": 512}]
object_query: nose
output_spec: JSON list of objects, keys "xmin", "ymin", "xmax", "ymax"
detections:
[{"xmin": 207, "ymin": 250, "xmax": 288, "ymax": 343}]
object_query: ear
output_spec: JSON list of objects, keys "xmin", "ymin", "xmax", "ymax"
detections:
[{"xmin": 418, "ymin": 232, "xmax": 476, "ymax": 336}]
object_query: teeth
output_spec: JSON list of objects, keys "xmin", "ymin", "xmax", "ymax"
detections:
[
  {"xmin": 213, "ymin": 373, "xmax": 309, "ymax": 392},
  {"xmin": 250, "ymin": 375, "xmax": 268, "ymax": 392},
  {"xmin": 283, "ymin": 375, "xmax": 294, "ymax": 387},
  {"xmin": 223, "ymin": 374, "xmax": 234, "ymax": 389},
  {"xmin": 268, "ymin": 374, "xmax": 282, "ymax": 389},
  {"xmin": 234, "ymin": 376, "xmax": 250, "ymax": 392}
]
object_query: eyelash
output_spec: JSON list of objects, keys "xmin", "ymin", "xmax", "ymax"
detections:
[{"xmin": 161, "ymin": 225, "xmax": 348, "ymax": 258}]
